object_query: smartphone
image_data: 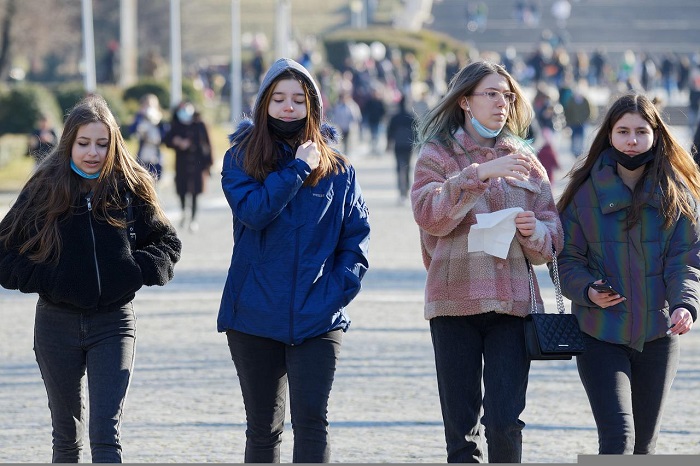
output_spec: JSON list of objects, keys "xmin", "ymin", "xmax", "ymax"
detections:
[{"xmin": 590, "ymin": 282, "xmax": 624, "ymax": 298}]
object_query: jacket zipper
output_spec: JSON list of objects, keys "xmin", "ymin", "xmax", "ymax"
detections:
[
  {"xmin": 86, "ymin": 194, "xmax": 102, "ymax": 299},
  {"xmin": 288, "ymin": 228, "xmax": 300, "ymax": 345}
]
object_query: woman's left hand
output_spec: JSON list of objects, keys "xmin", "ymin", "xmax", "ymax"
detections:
[
  {"xmin": 668, "ymin": 307, "xmax": 694, "ymax": 335},
  {"xmin": 515, "ymin": 211, "xmax": 537, "ymax": 237}
]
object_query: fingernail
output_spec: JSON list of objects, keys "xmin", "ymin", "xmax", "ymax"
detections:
[{"xmin": 666, "ymin": 329, "xmax": 672, "ymax": 335}]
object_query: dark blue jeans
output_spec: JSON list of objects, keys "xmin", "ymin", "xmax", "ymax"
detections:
[
  {"xmin": 227, "ymin": 329, "xmax": 342, "ymax": 463},
  {"xmin": 33, "ymin": 298, "xmax": 136, "ymax": 463},
  {"xmin": 576, "ymin": 333, "xmax": 680, "ymax": 454},
  {"xmin": 430, "ymin": 313, "xmax": 530, "ymax": 463}
]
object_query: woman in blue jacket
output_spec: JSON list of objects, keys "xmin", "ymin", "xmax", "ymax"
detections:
[
  {"xmin": 556, "ymin": 93, "xmax": 700, "ymax": 454},
  {"xmin": 0, "ymin": 95, "xmax": 181, "ymax": 462},
  {"xmin": 218, "ymin": 58, "xmax": 370, "ymax": 462}
]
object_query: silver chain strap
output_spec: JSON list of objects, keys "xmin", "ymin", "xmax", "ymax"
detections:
[{"xmin": 527, "ymin": 247, "xmax": 566, "ymax": 315}]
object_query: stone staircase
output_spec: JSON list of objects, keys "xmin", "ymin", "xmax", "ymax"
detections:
[{"xmin": 426, "ymin": 0, "xmax": 700, "ymax": 56}]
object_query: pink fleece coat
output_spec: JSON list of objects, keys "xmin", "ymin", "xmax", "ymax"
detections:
[{"xmin": 411, "ymin": 129, "xmax": 564, "ymax": 320}]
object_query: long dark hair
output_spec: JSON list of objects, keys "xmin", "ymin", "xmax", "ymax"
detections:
[
  {"xmin": 557, "ymin": 93, "xmax": 700, "ymax": 228},
  {"xmin": 0, "ymin": 94, "xmax": 167, "ymax": 263},
  {"xmin": 241, "ymin": 69, "xmax": 345, "ymax": 187}
]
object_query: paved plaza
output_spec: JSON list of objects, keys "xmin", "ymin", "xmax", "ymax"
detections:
[{"xmin": 1, "ymin": 129, "xmax": 699, "ymax": 463}]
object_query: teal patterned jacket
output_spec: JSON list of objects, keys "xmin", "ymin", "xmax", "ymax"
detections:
[{"xmin": 557, "ymin": 149, "xmax": 700, "ymax": 351}]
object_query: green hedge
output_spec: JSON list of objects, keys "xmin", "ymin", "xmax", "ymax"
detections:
[{"xmin": 0, "ymin": 84, "xmax": 62, "ymax": 137}]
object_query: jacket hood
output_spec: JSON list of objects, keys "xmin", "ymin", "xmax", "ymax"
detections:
[
  {"xmin": 256, "ymin": 57, "xmax": 324, "ymax": 119},
  {"xmin": 228, "ymin": 118, "xmax": 339, "ymax": 146}
]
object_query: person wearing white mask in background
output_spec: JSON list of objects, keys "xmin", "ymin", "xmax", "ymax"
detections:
[
  {"xmin": 128, "ymin": 93, "xmax": 168, "ymax": 181},
  {"xmin": 164, "ymin": 101, "xmax": 213, "ymax": 232}
]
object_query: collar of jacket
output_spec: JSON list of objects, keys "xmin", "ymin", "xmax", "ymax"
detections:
[{"xmin": 592, "ymin": 148, "xmax": 661, "ymax": 214}]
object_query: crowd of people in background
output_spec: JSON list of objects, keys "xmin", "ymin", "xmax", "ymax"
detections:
[
  {"xmin": 26, "ymin": 32, "xmax": 700, "ymax": 216},
  {"xmin": 7, "ymin": 18, "xmax": 700, "ymax": 460}
]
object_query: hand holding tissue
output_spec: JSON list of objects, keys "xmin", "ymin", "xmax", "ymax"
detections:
[{"xmin": 467, "ymin": 207, "xmax": 523, "ymax": 259}]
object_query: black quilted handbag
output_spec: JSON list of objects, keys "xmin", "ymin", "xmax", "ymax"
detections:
[{"xmin": 523, "ymin": 249, "xmax": 586, "ymax": 360}]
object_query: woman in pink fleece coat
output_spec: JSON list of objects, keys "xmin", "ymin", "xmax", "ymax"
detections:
[{"xmin": 411, "ymin": 61, "xmax": 563, "ymax": 463}]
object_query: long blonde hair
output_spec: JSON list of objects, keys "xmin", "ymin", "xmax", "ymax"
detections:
[
  {"xmin": 0, "ymin": 94, "xmax": 168, "ymax": 263},
  {"xmin": 415, "ymin": 60, "xmax": 533, "ymax": 150}
]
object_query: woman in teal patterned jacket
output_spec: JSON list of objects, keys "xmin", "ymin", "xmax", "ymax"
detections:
[{"xmin": 556, "ymin": 93, "xmax": 700, "ymax": 455}]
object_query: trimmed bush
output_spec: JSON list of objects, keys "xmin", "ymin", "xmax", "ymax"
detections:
[{"xmin": 0, "ymin": 84, "xmax": 62, "ymax": 137}]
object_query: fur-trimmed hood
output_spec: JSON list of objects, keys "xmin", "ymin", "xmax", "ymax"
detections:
[{"xmin": 228, "ymin": 118, "xmax": 339, "ymax": 147}]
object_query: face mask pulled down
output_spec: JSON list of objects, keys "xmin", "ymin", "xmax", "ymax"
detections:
[
  {"xmin": 608, "ymin": 146, "xmax": 656, "ymax": 171},
  {"xmin": 268, "ymin": 117, "xmax": 307, "ymax": 140},
  {"xmin": 465, "ymin": 103, "xmax": 503, "ymax": 139}
]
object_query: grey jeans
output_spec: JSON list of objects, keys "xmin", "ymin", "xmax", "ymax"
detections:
[
  {"xmin": 576, "ymin": 332, "xmax": 680, "ymax": 454},
  {"xmin": 33, "ymin": 298, "xmax": 136, "ymax": 463}
]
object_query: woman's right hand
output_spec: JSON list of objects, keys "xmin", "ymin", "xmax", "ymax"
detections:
[
  {"xmin": 476, "ymin": 153, "xmax": 532, "ymax": 181},
  {"xmin": 296, "ymin": 140, "xmax": 320, "ymax": 170},
  {"xmin": 587, "ymin": 280, "xmax": 626, "ymax": 308}
]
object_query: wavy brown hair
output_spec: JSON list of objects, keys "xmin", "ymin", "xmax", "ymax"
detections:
[
  {"xmin": 557, "ymin": 93, "xmax": 700, "ymax": 228},
  {"xmin": 241, "ymin": 69, "xmax": 345, "ymax": 187},
  {"xmin": 0, "ymin": 94, "xmax": 168, "ymax": 263},
  {"xmin": 415, "ymin": 60, "xmax": 533, "ymax": 150}
]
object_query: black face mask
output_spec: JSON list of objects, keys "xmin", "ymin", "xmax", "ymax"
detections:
[
  {"xmin": 607, "ymin": 146, "xmax": 656, "ymax": 171},
  {"xmin": 267, "ymin": 116, "xmax": 307, "ymax": 140}
]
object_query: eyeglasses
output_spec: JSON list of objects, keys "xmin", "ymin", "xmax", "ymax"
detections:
[{"xmin": 472, "ymin": 91, "xmax": 517, "ymax": 104}]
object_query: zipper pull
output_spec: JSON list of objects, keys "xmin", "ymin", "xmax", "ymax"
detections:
[{"xmin": 86, "ymin": 195, "xmax": 92, "ymax": 211}]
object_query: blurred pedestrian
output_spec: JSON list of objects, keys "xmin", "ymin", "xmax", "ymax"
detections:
[
  {"xmin": 363, "ymin": 86, "xmax": 387, "ymax": 154},
  {"xmin": 386, "ymin": 94, "xmax": 416, "ymax": 204},
  {"xmin": 411, "ymin": 61, "xmax": 563, "ymax": 463},
  {"xmin": 693, "ymin": 117, "xmax": 700, "ymax": 165},
  {"xmin": 536, "ymin": 127, "xmax": 560, "ymax": 183},
  {"xmin": 330, "ymin": 92, "xmax": 362, "ymax": 156},
  {"xmin": 163, "ymin": 101, "xmax": 213, "ymax": 232},
  {"xmin": 128, "ymin": 93, "xmax": 168, "ymax": 181},
  {"xmin": 27, "ymin": 114, "xmax": 58, "ymax": 165},
  {"xmin": 556, "ymin": 93, "xmax": 700, "ymax": 454},
  {"xmin": 563, "ymin": 81, "xmax": 596, "ymax": 157},
  {"xmin": 218, "ymin": 58, "xmax": 370, "ymax": 462},
  {"xmin": 0, "ymin": 94, "xmax": 181, "ymax": 462}
]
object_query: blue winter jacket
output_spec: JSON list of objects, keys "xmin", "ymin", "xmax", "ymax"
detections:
[{"xmin": 217, "ymin": 121, "xmax": 370, "ymax": 344}]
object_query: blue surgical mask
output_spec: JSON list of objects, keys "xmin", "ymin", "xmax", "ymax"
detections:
[
  {"xmin": 70, "ymin": 160, "xmax": 100, "ymax": 179},
  {"xmin": 471, "ymin": 115, "xmax": 502, "ymax": 138},
  {"xmin": 177, "ymin": 106, "xmax": 194, "ymax": 124}
]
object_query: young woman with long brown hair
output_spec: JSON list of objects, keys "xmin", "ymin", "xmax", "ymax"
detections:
[
  {"xmin": 556, "ymin": 93, "xmax": 700, "ymax": 454},
  {"xmin": 218, "ymin": 58, "xmax": 370, "ymax": 462},
  {"xmin": 0, "ymin": 94, "xmax": 181, "ymax": 462}
]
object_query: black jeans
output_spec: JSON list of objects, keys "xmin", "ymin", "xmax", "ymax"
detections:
[
  {"xmin": 576, "ymin": 333, "xmax": 680, "ymax": 454},
  {"xmin": 394, "ymin": 146, "xmax": 412, "ymax": 199},
  {"xmin": 430, "ymin": 313, "xmax": 530, "ymax": 463},
  {"xmin": 227, "ymin": 329, "xmax": 342, "ymax": 463},
  {"xmin": 33, "ymin": 299, "xmax": 136, "ymax": 463}
]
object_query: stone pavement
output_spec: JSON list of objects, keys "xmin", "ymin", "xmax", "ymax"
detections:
[{"xmin": 1, "ymin": 131, "xmax": 699, "ymax": 463}]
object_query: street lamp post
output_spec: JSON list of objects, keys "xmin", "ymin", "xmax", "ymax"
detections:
[
  {"xmin": 81, "ymin": 0, "xmax": 97, "ymax": 92},
  {"xmin": 230, "ymin": 0, "xmax": 242, "ymax": 124},
  {"xmin": 169, "ymin": 0, "xmax": 182, "ymax": 108}
]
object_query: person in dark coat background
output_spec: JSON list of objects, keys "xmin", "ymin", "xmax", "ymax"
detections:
[
  {"xmin": 164, "ymin": 101, "xmax": 213, "ymax": 232},
  {"xmin": 27, "ymin": 113, "xmax": 59, "ymax": 165},
  {"xmin": 386, "ymin": 93, "xmax": 416, "ymax": 204},
  {"xmin": 692, "ymin": 117, "xmax": 700, "ymax": 166}
]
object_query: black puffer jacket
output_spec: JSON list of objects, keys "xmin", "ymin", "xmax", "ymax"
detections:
[{"xmin": 0, "ymin": 191, "xmax": 181, "ymax": 312}]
